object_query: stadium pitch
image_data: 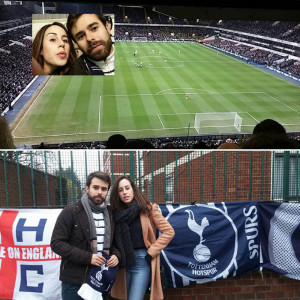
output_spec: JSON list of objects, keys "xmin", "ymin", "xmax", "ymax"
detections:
[{"xmin": 11, "ymin": 41, "xmax": 300, "ymax": 146}]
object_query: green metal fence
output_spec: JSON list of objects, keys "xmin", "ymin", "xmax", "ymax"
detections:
[{"xmin": 0, "ymin": 150, "xmax": 299, "ymax": 208}]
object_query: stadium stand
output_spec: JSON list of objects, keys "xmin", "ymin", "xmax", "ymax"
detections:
[
  {"xmin": 1, "ymin": 2, "xmax": 299, "ymax": 149},
  {"xmin": 0, "ymin": 4, "xmax": 33, "ymax": 113}
]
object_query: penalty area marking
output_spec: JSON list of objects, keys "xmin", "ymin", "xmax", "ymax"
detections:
[
  {"xmin": 263, "ymin": 92, "xmax": 300, "ymax": 115},
  {"xmin": 246, "ymin": 112, "xmax": 260, "ymax": 123},
  {"xmin": 158, "ymin": 114, "xmax": 165, "ymax": 129},
  {"xmin": 156, "ymin": 88, "xmax": 216, "ymax": 95},
  {"xmin": 12, "ymin": 111, "xmax": 262, "ymax": 139},
  {"xmin": 158, "ymin": 112, "xmax": 260, "ymax": 130}
]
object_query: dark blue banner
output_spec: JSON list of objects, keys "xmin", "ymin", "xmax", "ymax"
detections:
[
  {"xmin": 159, "ymin": 201, "xmax": 260, "ymax": 288},
  {"xmin": 259, "ymin": 202, "xmax": 300, "ymax": 280}
]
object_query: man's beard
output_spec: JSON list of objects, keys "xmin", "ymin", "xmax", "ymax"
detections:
[
  {"xmin": 88, "ymin": 192, "xmax": 105, "ymax": 205},
  {"xmin": 85, "ymin": 37, "xmax": 112, "ymax": 61}
]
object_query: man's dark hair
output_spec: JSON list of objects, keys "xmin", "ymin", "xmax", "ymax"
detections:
[
  {"xmin": 104, "ymin": 15, "xmax": 113, "ymax": 30},
  {"xmin": 66, "ymin": 14, "xmax": 107, "ymax": 41},
  {"xmin": 86, "ymin": 171, "xmax": 111, "ymax": 189}
]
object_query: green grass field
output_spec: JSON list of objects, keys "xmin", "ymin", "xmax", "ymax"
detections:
[{"xmin": 12, "ymin": 41, "xmax": 300, "ymax": 145}]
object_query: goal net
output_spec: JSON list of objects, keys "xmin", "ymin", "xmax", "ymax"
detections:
[
  {"xmin": 194, "ymin": 112, "xmax": 242, "ymax": 134},
  {"xmin": 132, "ymin": 37, "xmax": 147, "ymax": 42}
]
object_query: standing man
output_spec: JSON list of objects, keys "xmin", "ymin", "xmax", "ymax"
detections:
[
  {"xmin": 51, "ymin": 171, "xmax": 120, "ymax": 300},
  {"xmin": 66, "ymin": 14, "xmax": 114, "ymax": 75}
]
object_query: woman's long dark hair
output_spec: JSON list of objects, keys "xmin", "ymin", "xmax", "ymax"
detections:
[
  {"xmin": 32, "ymin": 22, "xmax": 76, "ymax": 75},
  {"xmin": 110, "ymin": 175, "xmax": 151, "ymax": 215}
]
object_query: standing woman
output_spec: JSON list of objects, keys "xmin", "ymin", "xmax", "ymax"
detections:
[
  {"xmin": 32, "ymin": 22, "xmax": 76, "ymax": 75},
  {"xmin": 110, "ymin": 175, "xmax": 175, "ymax": 300}
]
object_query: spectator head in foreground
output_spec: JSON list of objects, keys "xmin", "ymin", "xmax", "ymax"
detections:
[
  {"xmin": 32, "ymin": 22, "xmax": 76, "ymax": 75},
  {"xmin": 106, "ymin": 134, "xmax": 127, "ymax": 149},
  {"xmin": 123, "ymin": 139, "xmax": 155, "ymax": 149},
  {"xmin": 217, "ymin": 142, "xmax": 240, "ymax": 149},
  {"xmin": 0, "ymin": 116, "xmax": 15, "ymax": 149},
  {"xmin": 241, "ymin": 119, "xmax": 297, "ymax": 149}
]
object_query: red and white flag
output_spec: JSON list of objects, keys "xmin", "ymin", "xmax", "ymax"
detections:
[{"xmin": 0, "ymin": 209, "xmax": 62, "ymax": 300}]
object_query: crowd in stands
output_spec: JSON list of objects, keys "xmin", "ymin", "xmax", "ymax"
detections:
[
  {"xmin": 0, "ymin": 4, "xmax": 34, "ymax": 113},
  {"xmin": 110, "ymin": 5, "xmax": 300, "ymax": 42},
  {"xmin": 0, "ymin": 26, "xmax": 33, "ymax": 113},
  {"xmin": 205, "ymin": 37, "xmax": 300, "ymax": 76},
  {"xmin": 116, "ymin": 25, "xmax": 213, "ymax": 41},
  {"xmin": 209, "ymin": 20, "xmax": 300, "ymax": 43},
  {"xmin": 0, "ymin": 5, "xmax": 31, "ymax": 26}
]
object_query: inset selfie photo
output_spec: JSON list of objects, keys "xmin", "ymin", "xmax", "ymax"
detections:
[{"xmin": 32, "ymin": 13, "xmax": 115, "ymax": 75}]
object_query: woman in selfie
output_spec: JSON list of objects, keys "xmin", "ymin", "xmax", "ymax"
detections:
[
  {"xmin": 32, "ymin": 22, "xmax": 76, "ymax": 75},
  {"xmin": 109, "ymin": 175, "xmax": 175, "ymax": 300}
]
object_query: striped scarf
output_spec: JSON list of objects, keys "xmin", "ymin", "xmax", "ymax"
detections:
[{"xmin": 81, "ymin": 193, "xmax": 111, "ymax": 254}]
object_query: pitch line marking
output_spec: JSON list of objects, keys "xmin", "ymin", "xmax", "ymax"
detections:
[
  {"xmin": 156, "ymin": 88, "xmax": 215, "ymax": 95},
  {"xmin": 11, "ymin": 111, "xmax": 261, "ymax": 139},
  {"xmin": 98, "ymin": 95, "xmax": 102, "ymax": 133},
  {"xmin": 263, "ymin": 93, "xmax": 300, "ymax": 115},
  {"xmin": 157, "ymin": 114, "xmax": 165, "ymax": 129},
  {"xmin": 242, "ymin": 58, "xmax": 300, "ymax": 88},
  {"xmin": 159, "ymin": 112, "xmax": 197, "ymax": 116},
  {"xmin": 12, "ymin": 76, "xmax": 53, "ymax": 135},
  {"xmin": 104, "ymin": 91, "xmax": 265, "ymax": 97},
  {"xmin": 16, "ymin": 121, "xmax": 299, "ymax": 140},
  {"xmin": 14, "ymin": 124, "xmax": 264, "ymax": 140},
  {"xmin": 246, "ymin": 112, "xmax": 260, "ymax": 123},
  {"xmin": 15, "ymin": 121, "xmax": 299, "ymax": 140}
]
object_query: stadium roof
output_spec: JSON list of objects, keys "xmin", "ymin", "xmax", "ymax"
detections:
[{"xmin": 22, "ymin": 0, "xmax": 300, "ymax": 20}]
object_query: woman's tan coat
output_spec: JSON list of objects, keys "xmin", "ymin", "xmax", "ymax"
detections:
[{"xmin": 111, "ymin": 203, "xmax": 175, "ymax": 300}]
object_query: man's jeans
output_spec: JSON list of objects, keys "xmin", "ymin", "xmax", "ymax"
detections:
[
  {"xmin": 61, "ymin": 282, "xmax": 82, "ymax": 300},
  {"xmin": 62, "ymin": 281, "xmax": 109, "ymax": 300}
]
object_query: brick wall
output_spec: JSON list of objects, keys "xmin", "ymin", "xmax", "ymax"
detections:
[
  {"xmin": 163, "ymin": 270, "xmax": 300, "ymax": 299},
  {"xmin": 143, "ymin": 151, "xmax": 272, "ymax": 203},
  {"xmin": 103, "ymin": 151, "xmax": 136, "ymax": 183},
  {"xmin": 140, "ymin": 151, "xmax": 299, "ymax": 299},
  {"xmin": 0, "ymin": 160, "xmax": 57, "ymax": 207}
]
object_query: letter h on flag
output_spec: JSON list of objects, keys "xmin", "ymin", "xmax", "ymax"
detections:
[{"xmin": 0, "ymin": 209, "xmax": 62, "ymax": 300}]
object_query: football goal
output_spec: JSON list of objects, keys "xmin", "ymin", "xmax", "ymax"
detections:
[
  {"xmin": 132, "ymin": 37, "xmax": 147, "ymax": 42},
  {"xmin": 194, "ymin": 112, "xmax": 242, "ymax": 134}
]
